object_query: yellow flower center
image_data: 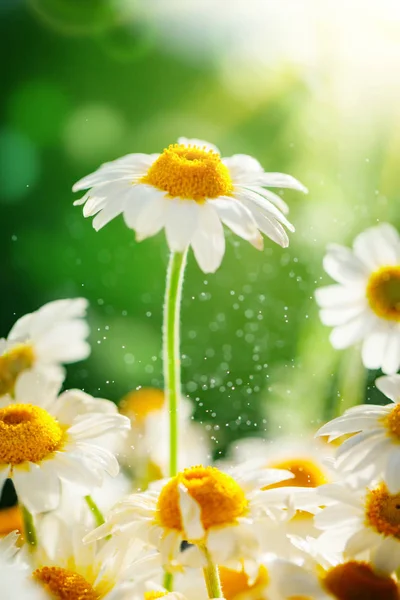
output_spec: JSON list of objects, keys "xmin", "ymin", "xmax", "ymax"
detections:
[
  {"xmin": 366, "ymin": 266, "xmax": 400, "ymax": 321},
  {"xmin": 157, "ymin": 465, "xmax": 248, "ymax": 533},
  {"xmin": 0, "ymin": 404, "xmax": 64, "ymax": 465},
  {"xmin": 0, "ymin": 505, "xmax": 22, "ymax": 536},
  {"xmin": 365, "ymin": 483, "xmax": 400, "ymax": 538},
  {"xmin": 220, "ymin": 565, "xmax": 269, "ymax": 600},
  {"xmin": 144, "ymin": 593, "xmax": 169, "ymax": 600},
  {"xmin": 0, "ymin": 344, "xmax": 35, "ymax": 396},
  {"xmin": 119, "ymin": 388, "xmax": 165, "ymax": 423},
  {"xmin": 34, "ymin": 567, "xmax": 99, "ymax": 600},
  {"xmin": 321, "ymin": 561, "xmax": 398, "ymax": 600},
  {"xmin": 262, "ymin": 458, "xmax": 328, "ymax": 490},
  {"xmin": 383, "ymin": 404, "xmax": 400, "ymax": 439},
  {"xmin": 141, "ymin": 144, "xmax": 233, "ymax": 202}
]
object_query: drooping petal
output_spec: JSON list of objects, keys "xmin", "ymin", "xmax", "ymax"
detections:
[{"xmin": 191, "ymin": 203, "xmax": 225, "ymax": 273}]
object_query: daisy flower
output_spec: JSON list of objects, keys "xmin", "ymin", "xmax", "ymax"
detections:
[
  {"xmin": 73, "ymin": 137, "xmax": 307, "ymax": 273},
  {"xmin": 315, "ymin": 481, "xmax": 400, "ymax": 573},
  {"xmin": 269, "ymin": 555, "xmax": 399, "ymax": 600},
  {"xmin": 28, "ymin": 515, "xmax": 147, "ymax": 600},
  {"xmin": 317, "ymin": 374, "xmax": 400, "ymax": 493},
  {"xmin": 0, "ymin": 374, "xmax": 130, "ymax": 512},
  {"xmin": 85, "ymin": 464, "xmax": 318, "ymax": 572},
  {"xmin": 118, "ymin": 388, "xmax": 210, "ymax": 485},
  {"xmin": 0, "ymin": 298, "xmax": 90, "ymax": 397},
  {"xmin": 223, "ymin": 436, "xmax": 331, "ymax": 559},
  {"xmin": 315, "ymin": 223, "xmax": 400, "ymax": 374}
]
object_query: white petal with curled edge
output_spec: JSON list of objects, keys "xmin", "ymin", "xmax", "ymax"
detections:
[
  {"xmin": 178, "ymin": 484, "xmax": 205, "ymax": 541},
  {"xmin": 376, "ymin": 374, "xmax": 400, "ymax": 403}
]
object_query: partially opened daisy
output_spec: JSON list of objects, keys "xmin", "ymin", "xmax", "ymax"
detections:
[
  {"xmin": 30, "ymin": 516, "xmax": 142, "ymax": 600},
  {"xmin": 315, "ymin": 223, "xmax": 400, "ymax": 374},
  {"xmin": 0, "ymin": 298, "xmax": 90, "ymax": 397},
  {"xmin": 0, "ymin": 375, "xmax": 130, "ymax": 513},
  {"xmin": 73, "ymin": 137, "xmax": 307, "ymax": 273},
  {"xmin": 317, "ymin": 374, "xmax": 400, "ymax": 492},
  {"xmin": 269, "ymin": 555, "xmax": 399, "ymax": 600},
  {"xmin": 315, "ymin": 481, "xmax": 400, "ymax": 572},
  {"xmin": 85, "ymin": 463, "xmax": 318, "ymax": 572}
]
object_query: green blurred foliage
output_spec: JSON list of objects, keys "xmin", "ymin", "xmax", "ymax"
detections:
[{"xmin": 1, "ymin": 1, "xmax": 400, "ymax": 457}]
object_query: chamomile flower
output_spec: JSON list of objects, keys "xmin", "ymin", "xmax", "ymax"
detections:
[
  {"xmin": 0, "ymin": 298, "xmax": 90, "ymax": 397},
  {"xmin": 269, "ymin": 556, "xmax": 400, "ymax": 600},
  {"xmin": 118, "ymin": 388, "xmax": 210, "ymax": 485},
  {"xmin": 73, "ymin": 138, "xmax": 307, "ymax": 273},
  {"xmin": 317, "ymin": 374, "xmax": 400, "ymax": 493},
  {"xmin": 0, "ymin": 375, "xmax": 130, "ymax": 512},
  {"xmin": 85, "ymin": 464, "xmax": 317, "ymax": 571},
  {"xmin": 315, "ymin": 481, "xmax": 400, "ymax": 573},
  {"xmin": 225, "ymin": 437, "xmax": 331, "ymax": 558},
  {"xmin": 315, "ymin": 223, "xmax": 400, "ymax": 374},
  {"xmin": 31, "ymin": 516, "xmax": 141, "ymax": 600}
]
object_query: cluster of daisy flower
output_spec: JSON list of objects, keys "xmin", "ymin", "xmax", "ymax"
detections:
[{"xmin": 2, "ymin": 137, "xmax": 400, "ymax": 600}]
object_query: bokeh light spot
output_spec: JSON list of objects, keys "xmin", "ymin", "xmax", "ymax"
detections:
[
  {"xmin": 63, "ymin": 104, "xmax": 126, "ymax": 164},
  {"xmin": 8, "ymin": 81, "xmax": 70, "ymax": 147},
  {"xmin": 0, "ymin": 129, "xmax": 40, "ymax": 203}
]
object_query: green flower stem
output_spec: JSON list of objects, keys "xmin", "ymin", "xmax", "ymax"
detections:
[
  {"xmin": 202, "ymin": 546, "xmax": 223, "ymax": 598},
  {"xmin": 21, "ymin": 505, "xmax": 37, "ymax": 548},
  {"xmin": 163, "ymin": 571, "xmax": 173, "ymax": 592},
  {"xmin": 163, "ymin": 250, "xmax": 188, "ymax": 478},
  {"xmin": 84, "ymin": 495, "xmax": 105, "ymax": 527}
]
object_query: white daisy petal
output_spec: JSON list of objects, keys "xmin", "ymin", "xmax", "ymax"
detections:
[
  {"xmin": 323, "ymin": 243, "xmax": 369, "ymax": 285},
  {"xmin": 353, "ymin": 223, "xmax": 400, "ymax": 269},
  {"xmin": 376, "ymin": 375, "xmax": 400, "ymax": 402},
  {"xmin": 212, "ymin": 197, "xmax": 263, "ymax": 249},
  {"xmin": 245, "ymin": 186, "xmax": 289, "ymax": 214},
  {"xmin": 234, "ymin": 188, "xmax": 294, "ymax": 232},
  {"xmin": 372, "ymin": 536, "xmax": 400, "ymax": 575},
  {"xmin": 362, "ymin": 327, "xmax": 391, "ymax": 371},
  {"xmin": 382, "ymin": 329, "xmax": 400, "ymax": 375},
  {"xmin": 344, "ymin": 528, "xmax": 380, "ymax": 558},
  {"xmin": 329, "ymin": 312, "xmax": 375, "ymax": 349},
  {"xmin": 165, "ymin": 199, "xmax": 200, "ymax": 252},
  {"xmin": 191, "ymin": 203, "xmax": 225, "ymax": 273},
  {"xmin": 13, "ymin": 464, "xmax": 60, "ymax": 513},
  {"xmin": 134, "ymin": 189, "xmax": 169, "ymax": 242},
  {"xmin": 315, "ymin": 284, "xmax": 366, "ymax": 308},
  {"xmin": 384, "ymin": 447, "xmax": 400, "ymax": 493},
  {"xmin": 178, "ymin": 484, "xmax": 205, "ymax": 540},
  {"xmin": 255, "ymin": 172, "xmax": 308, "ymax": 193},
  {"xmin": 222, "ymin": 154, "xmax": 264, "ymax": 183}
]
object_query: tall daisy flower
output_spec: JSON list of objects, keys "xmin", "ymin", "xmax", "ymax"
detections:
[
  {"xmin": 315, "ymin": 223, "xmax": 400, "ymax": 374},
  {"xmin": 317, "ymin": 374, "xmax": 400, "ymax": 492},
  {"xmin": 269, "ymin": 555, "xmax": 399, "ymax": 600},
  {"xmin": 0, "ymin": 298, "xmax": 90, "ymax": 397},
  {"xmin": 315, "ymin": 481, "xmax": 400, "ymax": 572},
  {"xmin": 118, "ymin": 388, "xmax": 210, "ymax": 486},
  {"xmin": 73, "ymin": 137, "xmax": 307, "ymax": 273},
  {"xmin": 85, "ymin": 464, "xmax": 317, "ymax": 572},
  {"xmin": 0, "ymin": 374, "xmax": 130, "ymax": 514}
]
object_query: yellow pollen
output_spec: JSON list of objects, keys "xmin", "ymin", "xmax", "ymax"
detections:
[
  {"xmin": 365, "ymin": 483, "xmax": 400, "ymax": 538},
  {"xmin": 220, "ymin": 565, "xmax": 269, "ymax": 600},
  {"xmin": 157, "ymin": 465, "xmax": 248, "ymax": 534},
  {"xmin": 262, "ymin": 458, "xmax": 328, "ymax": 491},
  {"xmin": 383, "ymin": 404, "xmax": 400, "ymax": 439},
  {"xmin": 0, "ymin": 505, "xmax": 23, "ymax": 536},
  {"xmin": 0, "ymin": 344, "xmax": 35, "ymax": 396},
  {"xmin": 366, "ymin": 266, "xmax": 400, "ymax": 321},
  {"xmin": 144, "ymin": 593, "xmax": 169, "ymax": 600},
  {"xmin": 322, "ymin": 561, "xmax": 398, "ymax": 600},
  {"xmin": 141, "ymin": 144, "xmax": 233, "ymax": 202},
  {"xmin": 0, "ymin": 404, "xmax": 64, "ymax": 465},
  {"xmin": 119, "ymin": 388, "xmax": 165, "ymax": 422},
  {"xmin": 34, "ymin": 567, "xmax": 99, "ymax": 600}
]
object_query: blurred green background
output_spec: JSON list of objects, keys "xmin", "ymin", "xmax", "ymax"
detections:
[{"xmin": 2, "ymin": 0, "xmax": 400, "ymax": 456}]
